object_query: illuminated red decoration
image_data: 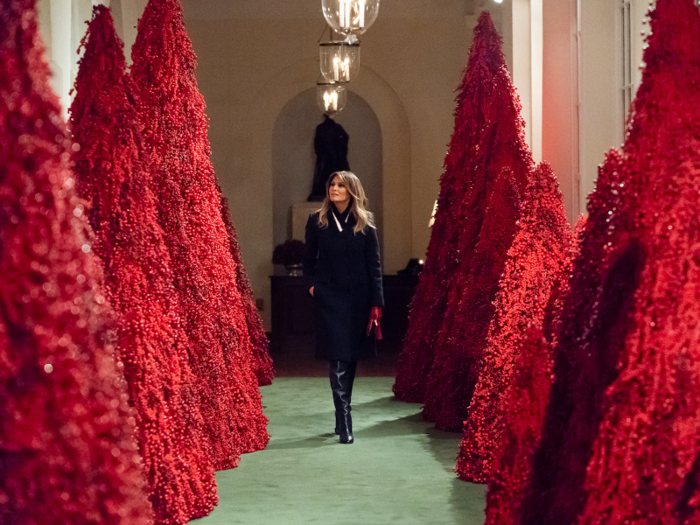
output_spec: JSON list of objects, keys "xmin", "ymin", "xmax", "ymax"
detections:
[
  {"xmin": 456, "ymin": 162, "xmax": 572, "ymax": 483},
  {"xmin": 131, "ymin": 0, "xmax": 269, "ymax": 470},
  {"xmin": 218, "ymin": 191, "xmax": 274, "ymax": 387},
  {"xmin": 394, "ymin": 11, "xmax": 532, "ymax": 404},
  {"xmin": 70, "ymin": 6, "xmax": 218, "ymax": 522},
  {"xmin": 0, "ymin": 0, "xmax": 152, "ymax": 522}
]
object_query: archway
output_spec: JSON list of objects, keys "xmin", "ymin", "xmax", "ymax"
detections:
[
  {"xmin": 272, "ymin": 89, "xmax": 383, "ymax": 254},
  {"xmin": 244, "ymin": 58, "xmax": 412, "ymax": 325}
]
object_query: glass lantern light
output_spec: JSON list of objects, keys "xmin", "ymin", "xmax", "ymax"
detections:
[
  {"xmin": 320, "ymin": 41, "xmax": 360, "ymax": 83},
  {"xmin": 316, "ymin": 81, "xmax": 347, "ymax": 118},
  {"xmin": 322, "ymin": 0, "xmax": 380, "ymax": 36}
]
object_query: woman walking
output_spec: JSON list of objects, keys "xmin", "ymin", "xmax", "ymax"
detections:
[{"xmin": 303, "ymin": 171, "xmax": 384, "ymax": 444}]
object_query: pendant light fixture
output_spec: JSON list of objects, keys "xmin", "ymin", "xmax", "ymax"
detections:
[
  {"xmin": 322, "ymin": 0, "xmax": 380, "ymax": 36},
  {"xmin": 316, "ymin": 81, "xmax": 347, "ymax": 118},
  {"xmin": 319, "ymin": 39, "xmax": 361, "ymax": 84}
]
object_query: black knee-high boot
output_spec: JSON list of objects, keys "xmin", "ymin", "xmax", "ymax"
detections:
[{"xmin": 329, "ymin": 360, "xmax": 357, "ymax": 444}]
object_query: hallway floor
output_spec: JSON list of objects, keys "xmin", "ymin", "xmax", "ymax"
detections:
[{"xmin": 192, "ymin": 377, "xmax": 487, "ymax": 525}]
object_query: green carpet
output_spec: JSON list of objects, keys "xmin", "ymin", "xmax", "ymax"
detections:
[{"xmin": 193, "ymin": 377, "xmax": 486, "ymax": 524}]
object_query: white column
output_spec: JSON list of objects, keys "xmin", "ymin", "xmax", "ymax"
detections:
[
  {"xmin": 578, "ymin": 0, "xmax": 617, "ymax": 212},
  {"xmin": 511, "ymin": 0, "xmax": 532, "ymax": 155},
  {"xmin": 49, "ymin": 0, "xmax": 73, "ymax": 118},
  {"xmin": 501, "ymin": 0, "xmax": 543, "ymax": 164},
  {"xmin": 530, "ymin": 0, "xmax": 543, "ymax": 163},
  {"xmin": 35, "ymin": 0, "xmax": 93, "ymax": 118},
  {"xmin": 542, "ymin": 0, "xmax": 580, "ymax": 222},
  {"xmin": 119, "ymin": 0, "xmax": 149, "ymax": 63}
]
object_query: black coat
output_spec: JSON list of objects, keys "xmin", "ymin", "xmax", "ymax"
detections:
[{"xmin": 303, "ymin": 205, "xmax": 384, "ymax": 362}]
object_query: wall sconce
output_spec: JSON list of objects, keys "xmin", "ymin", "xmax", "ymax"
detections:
[
  {"xmin": 322, "ymin": 0, "xmax": 380, "ymax": 36},
  {"xmin": 316, "ymin": 81, "xmax": 347, "ymax": 118},
  {"xmin": 320, "ymin": 40, "xmax": 361, "ymax": 83}
]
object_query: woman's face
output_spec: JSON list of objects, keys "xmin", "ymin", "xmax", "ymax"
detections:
[{"xmin": 329, "ymin": 175, "xmax": 350, "ymax": 207}]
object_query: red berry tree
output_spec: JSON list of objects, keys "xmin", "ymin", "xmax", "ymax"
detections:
[
  {"xmin": 456, "ymin": 162, "xmax": 572, "ymax": 483},
  {"xmin": 518, "ymin": 1, "xmax": 700, "ymax": 522},
  {"xmin": 574, "ymin": 0, "xmax": 700, "ymax": 522},
  {"xmin": 394, "ymin": 12, "xmax": 532, "ymax": 405},
  {"xmin": 130, "ymin": 0, "xmax": 268, "ymax": 469},
  {"xmin": 0, "ymin": 0, "xmax": 152, "ymax": 522},
  {"xmin": 482, "ymin": 328, "xmax": 554, "ymax": 525},
  {"xmin": 517, "ymin": 148, "xmax": 637, "ymax": 525},
  {"xmin": 423, "ymin": 163, "xmax": 526, "ymax": 432},
  {"xmin": 420, "ymin": 12, "xmax": 533, "ymax": 430},
  {"xmin": 70, "ymin": 6, "xmax": 218, "ymax": 522},
  {"xmin": 394, "ymin": 11, "xmax": 510, "ymax": 403},
  {"xmin": 481, "ymin": 217, "xmax": 584, "ymax": 525}
]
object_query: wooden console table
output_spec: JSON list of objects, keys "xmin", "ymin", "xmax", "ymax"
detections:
[{"xmin": 270, "ymin": 275, "xmax": 419, "ymax": 354}]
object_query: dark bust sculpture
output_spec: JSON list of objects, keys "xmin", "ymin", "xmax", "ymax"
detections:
[{"xmin": 309, "ymin": 115, "xmax": 350, "ymax": 201}]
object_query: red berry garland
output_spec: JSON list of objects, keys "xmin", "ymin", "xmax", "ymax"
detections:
[
  {"xmin": 456, "ymin": 162, "xmax": 572, "ymax": 483},
  {"xmin": 394, "ymin": 11, "xmax": 533, "ymax": 406},
  {"xmin": 70, "ymin": 6, "xmax": 218, "ymax": 523},
  {"xmin": 0, "ymin": 0, "xmax": 152, "ymax": 522},
  {"xmin": 130, "ymin": 0, "xmax": 269, "ymax": 470}
]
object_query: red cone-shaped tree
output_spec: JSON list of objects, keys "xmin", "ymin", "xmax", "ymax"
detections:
[
  {"xmin": 456, "ymin": 162, "xmax": 572, "ymax": 483},
  {"xmin": 0, "ymin": 1, "xmax": 152, "ymax": 522},
  {"xmin": 574, "ymin": 1, "xmax": 700, "ymax": 522},
  {"xmin": 394, "ymin": 12, "xmax": 511, "ymax": 402},
  {"xmin": 481, "ymin": 216, "xmax": 584, "ymax": 525},
  {"xmin": 421, "ymin": 12, "xmax": 532, "ymax": 431},
  {"xmin": 517, "ymin": 148, "xmax": 637, "ymax": 525},
  {"xmin": 70, "ymin": 7, "xmax": 217, "ymax": 522},
  {"xmin": 519, "ymin": 1, "xmax": 700, "ymax": 523},
  {"xmin": 218, "ymin": 192, "xmax": 274, "ymax": 386},
  {"xmin": 131, "ymin": 0, "xmax": 268, "ymax": 469},
  {"xmin": 394, "ymin": 12, "xmax": 532, "ymax": 404},
  {"xmin": 423, "ymin": 160, "xmax": 526, "ymax": 432}
]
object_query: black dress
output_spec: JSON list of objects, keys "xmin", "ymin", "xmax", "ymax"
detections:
[{"xmin": 303, "ymin": 204, "xmax": 384, "ymax": 362}]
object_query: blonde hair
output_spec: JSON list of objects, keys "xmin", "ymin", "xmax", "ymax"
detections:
[{"xmin": 318, "ymin": 171, "xmax": 375, "ymax": 234}]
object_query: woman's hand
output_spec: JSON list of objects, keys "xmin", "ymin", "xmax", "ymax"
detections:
[
  {"xmin": 370, "ymin": 306, "xmax": 382, "ymax": 321},
  {"xmin": 309, "ymin": 286, "xmax": 314, "ymax": 297}
]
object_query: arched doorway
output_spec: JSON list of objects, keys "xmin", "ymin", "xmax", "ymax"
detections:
[{"xmin": 272, "ymin": 89, "xmax": 383, "ymax": 254}]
